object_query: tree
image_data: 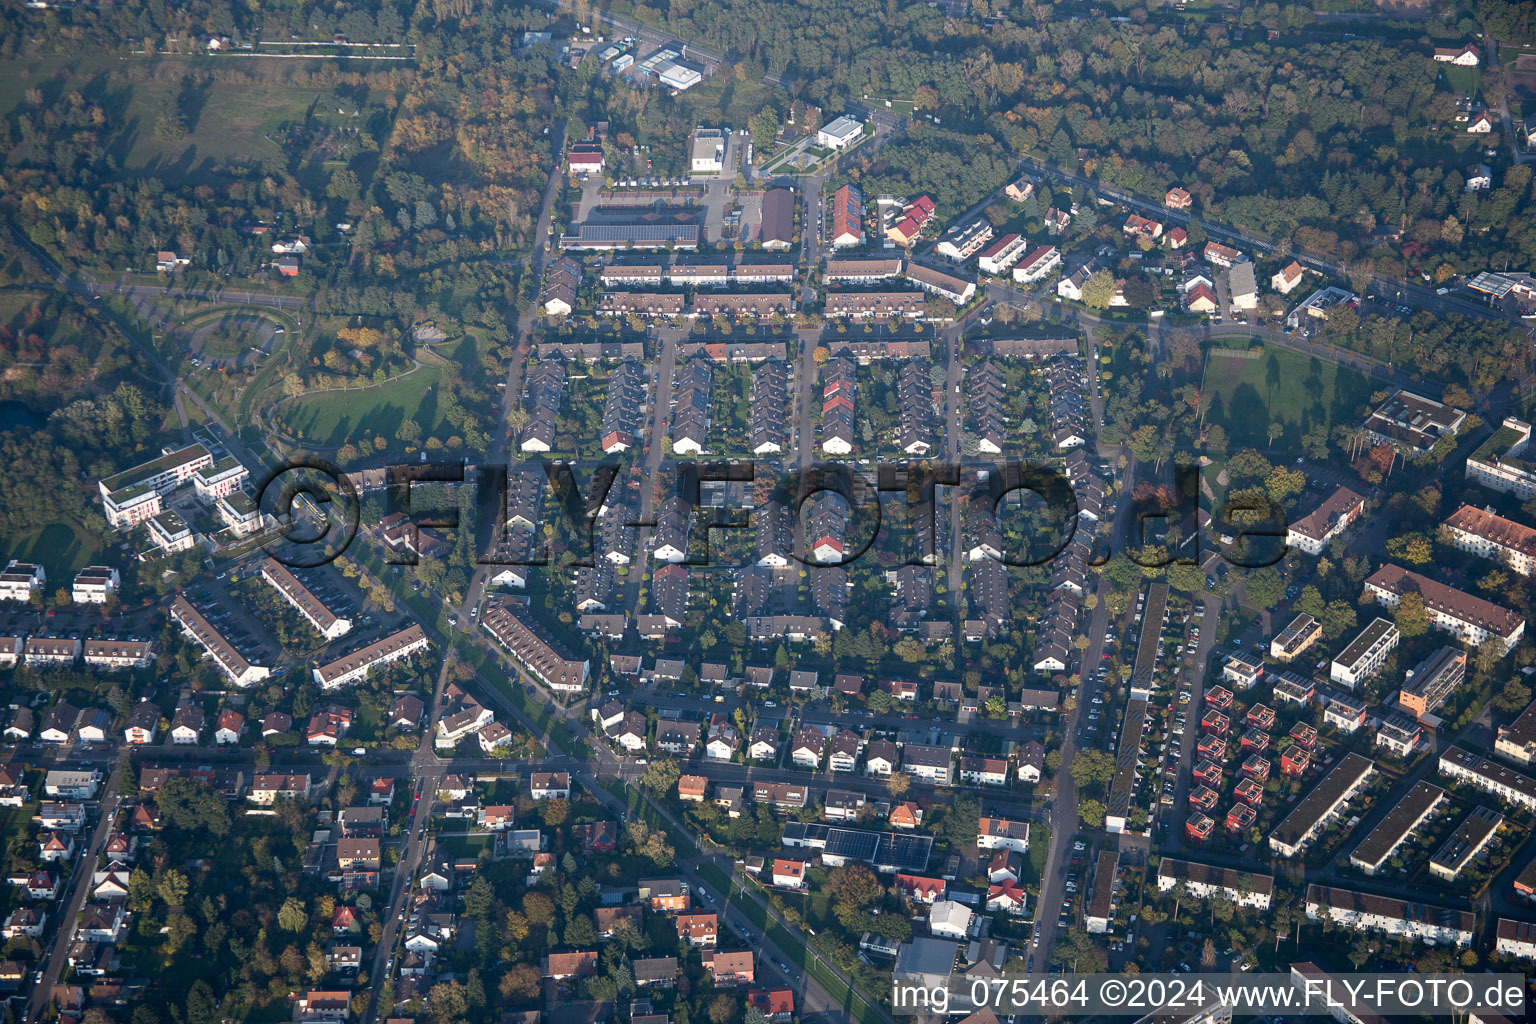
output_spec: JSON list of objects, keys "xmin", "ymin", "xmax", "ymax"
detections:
[
  {"xmin": 1081, "ymin": 271, "xmax": 1116, "ymax": 309},
  {"xmin": 1078, "ymin": 799, "xmax": 1105, "ymax": 828},
  {"xmin": 500, "ymin": 963, "xmax": 541, "ymax": 1001},
  {"xmin": 465, "ymin": 877, "xmax": 494, "ymax": 920},
  {"xmin": 708, "ymin": 995, "xmax": 738, "ymax": 1024},
  {"xmin": 1069, "ymin": 749, "xmax": 1115, "ymax": 793},
  {"xmin": 541, "ymin": 798, "xmax": 569, "ymax": 826},
  {"xmin": 277, "ymin": 897, "xmax": 308, "ymax": 932},
  {"xmin": 1242, "ymin": 566, "xmax": 1285, "ymax": 609},
  {"xmin": 887, "ymin": 772, "xmax": 910, "ymax": 796},
  {"xmin": 157, "ymin": 868, "xmax": 189, "ymax": 908},
  {"xmin": 428, "ymin": 981, "xmax": 469, "ymax": 1024},
  {"xmin": 522, "ymin": 891, "xmax": 556, "ymax": 928},
  {"xmin": 1393, "ymin": 591, "xmax": 1428, "ymax": 639},
  {"xmin": 640, "ymin": 759, "xmax": 681, "ymax": 793}
]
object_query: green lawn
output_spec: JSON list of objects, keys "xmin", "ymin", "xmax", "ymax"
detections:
[
  {"xmin": 272, "ymin": 363, "xmax": 445, "ymax": 450},
  {"xmin": 2, "ymin": 520, "xmax": 103, "ymax": 584},
  {"xmin": 1443, "ymin": 64, "xmax": 1482, "ymax": 99},
  {"xmin": 0, "ymin": 55, "xmax": 346, "ymax": 181},
  {"xmin": 1202, "ymin": 341, "xmax": 1375, "ymax": 450}
]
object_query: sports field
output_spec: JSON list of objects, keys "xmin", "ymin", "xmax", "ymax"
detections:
[{"xmin": 1203, "ymin": 341, "xmax": 1374, "ymax": 449}]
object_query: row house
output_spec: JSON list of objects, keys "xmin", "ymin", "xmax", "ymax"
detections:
[
  {"xmin": 969, "ymin": 361, "xmax": 1007, "ymax": 454},
  {"xmin": 517, "ymin": 357, "xmax": 567, "ymax": 453},
  {"xmin": 599, "ymin": 359, "xmax": 646, "ymax": 453},
  {"xmin": 749, "ymin": 361, "xmax": 789, "ymax": 455},
  {"xmin": 1305, "ymin": 884, "xmax": 1473, "ymax": 948},
  {"xmin": 481, "ymin": 602, "xmax": 590, "ymax": 693},
  {"xmin": 692, "ymin": 293, "xmax": 793, "ymax": 319},
  {"xmin": 597, "ymin": 291, "xmax": 686, "ymax": 317},
  {"xmin": 894, "ymin": 359, "xmax": 934, "ymax": 456},
  {"xmin": 670, "ymin": 359, "xmax": 714, "ymax": 456},
  {"xmin": 821, "ymin": 357, "xmax": 857, "ymax": 456},
  {"xmin": 823, "ymin": 290, "xmax": 926, "ymax": 319}
]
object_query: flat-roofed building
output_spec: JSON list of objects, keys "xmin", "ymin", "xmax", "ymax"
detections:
[
  {"xmin": 0, "ymin": 562, "xmax": 45, "ymax": 603},
  {"xmin": 1224, "ymin": 650, "xmax": 1263, "ymax": 689},
  {"xmin": 193, "ymin": 456, "xmax": 248, "ymax": 503},
  {"xmin": 1105, "ymin": 699, "xmax": 1148, "ymax": 834},
  {"xmin": 1465, "ymin": 417, "xmax": 1536, "ymax": 499},
  {"xmin": 1398, "ymin": 646, "xmax": 1466, "ymax": 717},
  {"xmin": 816, "ymin": 114, "xmax": 863, "ymax": 151},
  {"xmin": 690, "ymin": 127, "xmax": 726, "ymax": 173},
  {"xmin": 1442, "ymin": 503, "xmax": 1536, "ymax": 577},
  {"xmin": 218, "ymin": 491, "xmax": 262, "ymax": 537},
  {"xmin": 99, "ymin": 444, "xmax": 213, "ymax": 529},
  {"xmin": 148, "ymin": 509, "xmax": 194, "ymax": 552},
  {"xmin": 1375, "ymin": 714, "xmax": 1422, "ymax": 758},
  {"xmin": 1348, "ymin": 781, "xmax": 1446, "ymax": 875},
  {"xmin": 313, "ymin": 625, "xmax": 430, "ymax": 690},
  {"xmin": 1155, "ymin": 858, "xmax": 1273, "ymax": 910},
  {"xmin": 1270, "ymin": 613, "xmax": 1323, "ymax": 663},
  {"xmin": 1363, "ymin": 389, "xmax": 1466, "ymax": 453},
  {"xmin": 1440, "ymin": 744, "xmax": 1536, "ymax": 811},
  {"xmin": 1305, "ymin": 884, "xmax": 1473, "ymax": 947},
  {"xmin": 170, "ymin": 596, "xmax": 270, "ymax": 687},
  {"xmin": 260, "ymin": 559, "xmax": 351, "ymax": 640},
  {"xmin": 1323, "ymin": 692, "xmax": 1367, "ymax": 733},
  {"xmin": 1269, "ymin": 753, "xmax": 1375, "ymax": 858},
  {"xmin": 1329, "ymin": 618, "xmax": 1398, "ymax": 689},
  {"xmin": 71, "ymin": 567, "xmax": 120, "ymax": 605},
  {"xmin": 1365, "ymin": 563, "xmax": 1524, "ymax": 650},
  {"xmin": 1286, "ymin": 486, "xmax": 1365, "ymax": 555},
  {"xmin": 1428, "ymin": 805, "xmax": 1502, "ymax": 880}
]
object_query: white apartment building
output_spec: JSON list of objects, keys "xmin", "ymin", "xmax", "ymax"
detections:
[
  {"xmin": 170, "ymin": 596, "xmax": 271, "ymax": 688},
  {"xmin": 313, "ymin": 625, "xmax": 429, "ymax": 689},
  {"xmin": 1440, "ymin": 745, "xmax": 1536, "ymax": 812},
  {"xmin": 1441, "ymin": 503, "xmax": 1536, "ymax": 577},
  {"xmin": 193, "ymin": 456, "xmax": 248, "ymax": 503},
  {"xmin": 99, "ymin": 444, "xmax": 213, "ymax": 529},
  {"xmin": 148, "ymin": 510, "xmax": 195, "ymax": 553},
  {"xmin": 1466, "ymin": 417, "xmax": 1536, "ymax": 499},
  {"xmin": 0, "ymin": 562, "xmax": 45, "ymax": 603},
  {"xmin": 1329, "ymin": 618, "xmax": 1398, "ymax": 689},
  {"xmin": 1156, "ymin": 859, "xmax": 1273, "ymax": 910},
  {"xmin": 71, "ymin": 566, "xmax": 120, "ymax": 605},
  {"xmin": 1306, "ymin": 884, "xmax": 1473, "ymax": 948},
  {"xmin": 260, "ymin": 559, "xmax": 352, "ymax": 640},
  {"xmin": 1364, "ymin": 564, "xmax": 1524, "ymax": 650}
]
